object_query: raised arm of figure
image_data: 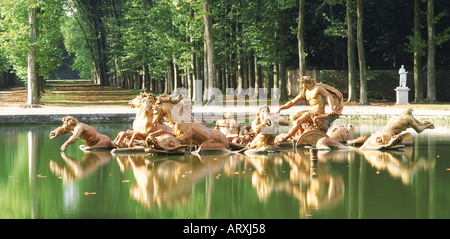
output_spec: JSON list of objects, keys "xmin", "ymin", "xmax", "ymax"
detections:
[
  {"xmin": 61, "ymin": 124, "xmax": 84, "ymax": 151},
  {"xmin": 277, "ymin": 93, "xmax": 304, "ymax": 114}
]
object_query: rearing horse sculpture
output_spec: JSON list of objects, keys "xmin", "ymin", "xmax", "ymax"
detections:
[
  {"xmin": 152, "ymin": 94, "xmax": 242, "ymax": 150},
  {"xmin": 114, "ymin": 92, "xmax": 172, "ymax": 147}
]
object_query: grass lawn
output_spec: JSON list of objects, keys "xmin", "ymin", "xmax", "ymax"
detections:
[
  {"xmin": 0, "ymin": 80, "xmax": 142, "ymax": 106},
  {"xmin": 41, "ymin": 80, "xmax": 143, "ymax": 106}
]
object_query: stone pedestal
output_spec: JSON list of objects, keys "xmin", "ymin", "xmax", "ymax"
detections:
[{"xmin": 395, "ymin": 87, "xmax": 410, "ymax": 105}]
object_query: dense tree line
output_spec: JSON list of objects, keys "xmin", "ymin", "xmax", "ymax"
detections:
[{"xmin": 0, "ymin": 0, "xmax": 449, "ymax": 106}]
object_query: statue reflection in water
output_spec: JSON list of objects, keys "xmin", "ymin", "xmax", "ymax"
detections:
[
  {"xmin": 357, "ymin": 148, "xmax": 435, "ymax": 185},
  {"xmin": 245, "ymin": 154, "xmax": 283, "ymax": 202},
  {"xmin": 115, "ymin": 154, "xmax": 227, "ymax": 210},
  {"xmin": 50, "ymin": 151, "xmax": 112, "ymax": 185},
  {"xmin": 279, "ymin": 150, "xmax": 345, "ymax": 217},
  {"xmin": 49, "ymin": 143, "xmax": 436, "ymax": 218}
]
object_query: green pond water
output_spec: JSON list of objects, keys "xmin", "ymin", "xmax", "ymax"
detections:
[{"xmin": 1, "ymin": 120, "xmax": 450, "ymax": 219}]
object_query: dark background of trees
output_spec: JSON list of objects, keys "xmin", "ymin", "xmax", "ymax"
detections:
[{"xmin": 1, "ymin": 0, "xmax": 449, "ymax": 102}]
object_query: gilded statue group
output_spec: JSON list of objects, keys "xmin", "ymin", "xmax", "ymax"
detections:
[{"xmin": 49, "ymin": 76, "xmax": 435, "ymax": 155}]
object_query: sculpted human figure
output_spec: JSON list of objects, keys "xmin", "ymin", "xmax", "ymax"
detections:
[
  {"xmin": 360, "ymin": 108, "xmax": 434, "ymax": 150},
  {"xmin": 277, "ymin": 76, "xmax": 339, "ymax": 142},
  {"xmin": 49, "ymin": 116, "xmax": 114, "ymax": 151},
  {"xmin": 383, "ymin": 107, "xmax": 434, "ymax": 136},
  {"xmin": 247, "ymin": 106, "xmax": 278, "ymax": 150},
  {"xmin": 232, "ymin": 125, "xmax": 256, "ymax": 145},
  {"xmin": 399, "ymin": 65, "xmax": 407, "ymax": 88},
  {"xmin": 215, "ymin": 112, "xmax": 240, "ymax": 139}
]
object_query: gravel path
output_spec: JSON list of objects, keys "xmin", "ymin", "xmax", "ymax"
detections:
[
  {"xmin": 0, "ymin": 103, "xmax": 448, "ymax": 125},
  {"xmin": 1, "ymin": 103, "xmax": 448, "ymax": 115}
]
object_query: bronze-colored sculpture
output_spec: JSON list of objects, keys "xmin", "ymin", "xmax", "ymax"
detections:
[
  {"xmin": 360, "ymin": 108, "xmax": 434, "ymax": 150},
  {"xmin": 246, "ymin": 106, "xmax": 279, "ymax": 151},
  {"xmin": 315, "ymin": 137, "xmax": 351, "ymax": 150},
  {"xmin": 383, "ymin": 108, "xmax": 434, "ymax": 136},
  {"xmin": 144, "ymin": 134, "xmax": 190, "ymax": 154},
  {"xmin": 314, "ymin": 125, "xmax": 367, "ymax": 149},
  {"xmin": 215, "ymin": 112, "xmax": 240, "ymax": 139},
  {"xmin": 49, "ymin": 116, "xmax": 114, "ymax": 151},
  {"xmin": 114, "ymin": 92, "xmax": 172, "ymax": 148},
  {"xmin": 327, "ymin": 125, "xmax": 355, "ymax": 142},
  {"xmin": 359, "ymin": 131, "xmax": 407, "ymax": 150},
  {"xmin": 277, "ymin": 76, "xmax": 343, "ymax": 145},
  {"xmin": 231, "ymin": 125, "xmax": 256, "ymax": 145},
  {"xmin": 152, "ymin": 94, "xmax": 242, "ymax": 150}
]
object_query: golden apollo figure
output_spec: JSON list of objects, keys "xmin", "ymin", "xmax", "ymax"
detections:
[{"xmin": 277, "ymin": 76, "xmax": 343, "ymax": 143}]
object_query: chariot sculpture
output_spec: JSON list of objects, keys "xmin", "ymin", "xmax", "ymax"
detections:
[{"xmin": 276, "ymin": 76, "xmax": 344, "ymax": 147}]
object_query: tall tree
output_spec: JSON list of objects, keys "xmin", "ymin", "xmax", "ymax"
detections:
[
  {"xmin": 69, "ymin": 0, "xmax": 109, "ymax": 86},
  {"xmin": 346, "ymin": 0, "xmax": 357, "ymax": 102},
  {"xmin": 426, "ymin": 0, "xmax": 436, "ymax": 102},
  {"xmin": 356, "ymin": 0, "xmax": 368, "ymax": 105},
  {"xmin": 413, "ymin": 0, "xmax": 424, "ymax": 102},
  {"xmin": 203, "ymin": 0, "xmax": 217, "ymax": 102},
  {"xmin": 26, "ymin": 6, "xmax": 39, "ymax": 107},
  {"xmin": 0, "ymin": 0, "xmax": 63, "ymax": 105},
  {"xmin": 297, "ymin": 0, "xmax": 306, "ymax": 78}
]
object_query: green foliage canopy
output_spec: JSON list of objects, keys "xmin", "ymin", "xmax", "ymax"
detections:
[{"xmin": 0, "ymin": 0, "xmax": 64, "ymax": 80}]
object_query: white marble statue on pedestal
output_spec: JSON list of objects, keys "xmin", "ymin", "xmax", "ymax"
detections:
[
  {"xmin": 395, "ymin": 65, "xmax": 409, "ymax": 104},
  {"xmin": 398, "ymin": 65, "xmax": 408, "ymax": 88}
]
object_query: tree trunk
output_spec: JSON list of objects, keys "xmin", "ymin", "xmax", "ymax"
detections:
[
  {"xmin": 273, "ymin": 64, "xmax": 279, "ymax": 100},
  {"xmin": 248, "ymin": 54, "xmax": 255, "ymax": 93},
  {"xmin": 203, "ymin": 36, "xmax": 208, "ymax": 100},
  {"xmin": 193, "ymin": 41, "xmax": 202, "ymax": 102},
  {"xmin": 203, "ymin": 0, "xmax": 217, "ymax": 102},
  {"xmin": 278, "ymin": 13, "xmax": 288, "ymax": 102},
  {"xmin": 426, "ymin": 0, "xmax": 436, "ymax": 102},
  {"xmin": 143, "ymin": 65, "xmax": 149, "ymax": 91},
  {"xmin": 357, "ymin": 0, "xmax": 368, "ymax": 105},
  {"xmin": 230, "ymin": 17, "xmax": 237, "ymax": 91},
  {"xmin": 347, "ymin": 0, "xmax": 358, "ymax": 102},
  {"xmin": 166, "ymin": 62, "xmax": 174, "ymax": 94},
  {"xmin": 93, "ymin": 4, "xmax": 108, "ymax": 86},
  {"xmin": 173, "ymin": 61, "xmax": 181, "ymax": 90},
  {"xmin": 254, "ymin": 57, "xmax": 262, "ymax": 98},
  {"xmin": 237, "ymin": 60, "xmax": 244, "ymax": 95},
  {"xmin": 279, "ymin": 62, "xmax": 288, "ymax": 101},
  {"xmin": 413, "ymin": 0, "xmax": 424, "ymax": 102},
  {"xmin": 266, "ymin": 71, "xmax": 274, "ymax": 98},
  {"xmin": 26, "ymin": 7, "xmax": 39, "ymax": 107},
  {"xmin": 297, "ymin": 0, "xmax": 306, "ymax": 78}
]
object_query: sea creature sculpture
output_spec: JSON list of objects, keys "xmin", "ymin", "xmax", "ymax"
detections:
[
  {"xmin": 144, "ymin": 134, "xmax": 189, "ymax": 154},
  {"xmin": 383, "ymin": 107, "xmax": 434, "ymax": 136},
  {"xmin": 315, "ymin": 137, "xmax": 352, "ymax": 150},
  {"xmin": 360, "ymin": 108, "xmax": 434, "ymax": 150},
  {"xmin": 359, "ymin": 131, "xmax": 408, "ymax": 150},
  {"xmin": 327, "ymin": 125, "xmax": 355, "ymax": 142}
]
